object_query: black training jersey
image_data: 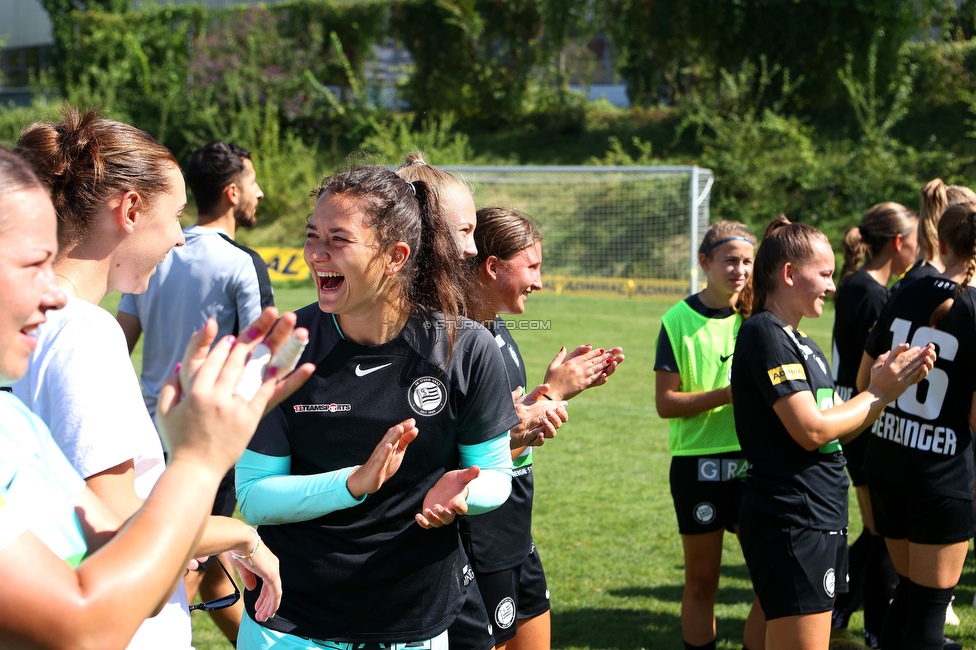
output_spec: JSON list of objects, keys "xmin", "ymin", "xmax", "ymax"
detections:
[
  {"xmin": 862, "ymin": 277, "xmax": 976, "ymax": 499},
  {"xmin": 244, "ymin": 306, "xmax": 520, "ymax": 642},
  {"xmin": 890, "ymin": 260, "xmax": 940, "ymax": 294},
  {"xmin": 458, "ymin": 317, "xmax": 533, "ymax": 573},
  {"xmin": 654, "ymin": 294, "xmax": 736, "ymax": 373},
  {"xmin": 831, "ymin": 270, "xmax": 888, "ymax": 402},
  {"xmin": 731, "ymin": 310, "xmax": 848, "ymax": 530}
]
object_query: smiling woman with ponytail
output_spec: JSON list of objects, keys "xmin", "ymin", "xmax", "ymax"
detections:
[
  {"xmin": 234, "ymin": 165, "xmax": 520, "ymax": 650},
  {"xmin": 857, "ymin": 203, "xmax": 976, "ymax": 650},
  {"xmin": 731, "ymin": 215, "xmax": 935, "ymax": 650}
]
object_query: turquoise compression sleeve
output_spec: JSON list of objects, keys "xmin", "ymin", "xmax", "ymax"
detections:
[
  {"xmin": 459, "ymin": 432, "xmax": 514, "ymax": 515},
  {"xmin": 235, "ymin": 449, "xmax": 366, "ymax": 525}
]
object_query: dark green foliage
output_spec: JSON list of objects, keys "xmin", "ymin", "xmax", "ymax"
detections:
[
  {"xmin": 606, "ymin": 0, "xmax": 939, "ymax": 112},
  {"xmin": 392, "ymin": 0, "xmax": 545, "ymax": 126},
  {"xmin": 672, "ymin": 50, "xmax": 964, "ymax": 242},
  {"xmin": 51, "ymin": 6, "xmax": 203, "ymax": 156},
  {"xmin": 11, "ymin": 0, "xmax": 976, "ymax": 262}
]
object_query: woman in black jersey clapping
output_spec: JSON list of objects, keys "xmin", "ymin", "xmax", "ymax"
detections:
[
  {"xmin": 454, "ymin": 207, "xmax": 623, "ymax": 650},
  {"xmin": 855, "ymin": 203, "xmax": 976, "ymax": 650},
  {"xmin": 731, "ymin": 215, "xmax": 934, "ymax": 650},
  {"xmin": 830, "ymin": 203, "xmax": 917, "ymax": 646},
  {"xmin": 234, "ymin": 167, "xmax": 521, "ymax": 649}
]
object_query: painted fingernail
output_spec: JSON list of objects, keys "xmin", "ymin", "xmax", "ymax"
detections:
[
  {"xmin": 246, "ymin": 327, "xmax": 260, "ymax": 341},
  {"xmin": 266, "ymin": 366, "xmax": 279, "ymax": 378},
  {"xmin": 599, "ymin": 348, "xmax": 605, "ymax": 354},
  {"xmin": 225, "ymin": 335, "xmax": 237, "ymax": 345},
  {"xmin": 173, "ymin": 362, "xmax": 182, "ymax": 375}
]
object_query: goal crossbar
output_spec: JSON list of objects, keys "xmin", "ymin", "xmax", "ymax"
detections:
[{"xmin": 447, "ymin": 165, "xmax": 714, "ymax": 296}]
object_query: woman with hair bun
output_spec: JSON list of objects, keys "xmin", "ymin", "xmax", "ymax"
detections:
[
  {"xmin": 0, "ymin": 144, "xmax": 309, "ymax": 648},
  {"xmin": 13, "ymin": 107, "xmax": 293, "ymax": 647},
  {"xmin": 234, "ymin": 166, "xmax": 520, "ymax": 649},
  {"xmin": 896, "ymin": 179, "xmax": 976, "ymax": 289},
  {"xmin": 855, "ymin": 203, "xmax": 976, "ymax": 650},
  {"xmin": 830, "ymin": 202, "xmax": 917, "ymax": 646},
  {"xmin": 655, "ymin": 220, "xmax": 765, "ymax": 650},
  {"xmin": 731, "ymin": 215, "xmax": 934, "ymax": 649}
]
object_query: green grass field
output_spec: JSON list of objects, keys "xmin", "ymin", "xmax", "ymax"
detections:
[{"xmin": 103, "ymin": 288, "xmax": 976, "ymax": 649}]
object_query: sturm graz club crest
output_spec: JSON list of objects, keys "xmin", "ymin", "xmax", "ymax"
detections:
[
  {"xmin": 408, "ymin": 376, "xmax": 447, "ymax": 416},
  {"xmin": 693, "ymin": 502, "xmax": 716, "ymax": 525},
  {"xmin": 823, "ymin": 568, "xmax": 835, "ymax": 598},
  {"xmin": 495, "ymin": 597, "xmax": 516, "ymax": 630}
]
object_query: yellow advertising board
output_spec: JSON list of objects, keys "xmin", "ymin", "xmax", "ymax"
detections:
[
  {"xmin": 251, "ymin": 249, "xmax": 691, "ymax": 298},
  {"xmin": 254, "ymin": 247, "xmax": 308, "ymax": 283}
]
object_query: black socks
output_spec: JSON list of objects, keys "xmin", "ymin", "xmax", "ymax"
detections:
[
  {"xmin": 683, "ymin": 641, "xmax": 716, "ymax": 650},
  {"xmin": 880, "ymin": 574, "xmax": 911, "ymax": 650},
  {"xmin": 882, "ymin": 575, "xmax": 955, "ymax": 650},
  {"xmin": 905, "ymin": 581, "xmax": 955, "ymax": 650}
]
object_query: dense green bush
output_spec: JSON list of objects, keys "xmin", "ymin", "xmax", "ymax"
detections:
[
  {"xmin": 605, "ymin": 0, "xmax": 939, "ymax": 112},
  {"xmin": 666, "ymin": 51, "xmax": 970, "ymax": 240},
  {"xmin": 7, "ymin": 0, "xmax": 976, "ymax": 265},
  {"xmin": 392, "ymin": 0, "xmax": 544, "ymax": 126}
]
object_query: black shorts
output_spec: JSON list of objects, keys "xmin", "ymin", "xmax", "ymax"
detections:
[
  {"xmin": 517, "ymin": 542, "xmax": 551, "ymax": 621},
  {"xmin": 448, "ymin": 562, "xmax": 494, "ymax": 650},
  {"xmin": 868, "ymin": 478, "xmax": 976, "ymax": 544},
  {"xmin": 739, "ymin": 505, "xmax": 849, "ymax": 620},
  {"xmin": 670, "ymin": 453, "xmax": 747, "ymax": 535},
  {"xmin": 477, "ymin": 542, "xmax": 551, "ymax": 644},
  {"xmin": 842, "ymin": 432, "xmax": 869, "ymax": 486},
  {"xmin": 212, "ymin": 467, "xmax": 237, "ymax": 517},
  {"xmin": 452, "ymin": 542, "xmax": 551, "ymax": 647}
]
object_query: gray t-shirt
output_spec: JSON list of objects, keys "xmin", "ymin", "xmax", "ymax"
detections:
[{"xmin": 118, "ymin": 225, "xmax": 274, "ymax": 415}]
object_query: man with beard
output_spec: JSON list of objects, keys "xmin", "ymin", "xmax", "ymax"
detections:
[{"xmin": 116, "ymin": 141, "xmax": 272, "ymax": 645}]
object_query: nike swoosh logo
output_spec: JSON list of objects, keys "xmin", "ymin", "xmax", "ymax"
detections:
[
  {"xmin": 720, "ymin": 353, "xmax": 733, "ymax": 363},
  {"xmin": 355, "ymin": 363, "xmax": 392, "ymax": 377}
]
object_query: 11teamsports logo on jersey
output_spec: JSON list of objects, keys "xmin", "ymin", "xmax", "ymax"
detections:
[
  {"xmin": 293, "ymin": 403, "xmax": 351, "ymax": 413},
  {"xmin": 408, "ymin": 377, "xmax": 447, "ymax": 416}
]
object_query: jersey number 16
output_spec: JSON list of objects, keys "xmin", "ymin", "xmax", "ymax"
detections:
[{"xmin": 888, "ymin": 318, "xmax": 958, "ymax": 420}]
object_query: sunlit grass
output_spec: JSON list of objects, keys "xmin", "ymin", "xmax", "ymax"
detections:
[{"xmin": 101, "ymin": 289, "xmax": 976, "ymax": 649}]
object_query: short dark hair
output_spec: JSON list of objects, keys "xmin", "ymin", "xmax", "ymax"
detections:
[{"xmin": 186, "ymin": 142, "xmax": 251, "ymax": 215}]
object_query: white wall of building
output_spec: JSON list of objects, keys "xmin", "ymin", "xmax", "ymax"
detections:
[{"xmin": 1, "ymin": 0, "xmax": 54, "ymax": 48}]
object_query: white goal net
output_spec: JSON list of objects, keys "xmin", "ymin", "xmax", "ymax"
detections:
[{"xmin": 448, "ymin": 166, "xmax": 714, "ymax": 298}]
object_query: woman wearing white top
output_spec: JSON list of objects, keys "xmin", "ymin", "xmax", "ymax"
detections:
[
  {"xmin": 12, "ymin": 108, "xmax": 289, "ymax": 648},
  {"xmin": 0, "ymin": 144, "xmax": 309, "ymax": 648}
]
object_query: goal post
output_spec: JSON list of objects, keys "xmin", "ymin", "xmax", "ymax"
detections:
[{"xmin": 447, "ymin": 165, "xmax": 714, "ymax": 298}]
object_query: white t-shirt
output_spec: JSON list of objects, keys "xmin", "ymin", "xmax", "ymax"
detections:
[{"xmin": 13, "ymin": 296, "xmax": 193, "ymax": 650}]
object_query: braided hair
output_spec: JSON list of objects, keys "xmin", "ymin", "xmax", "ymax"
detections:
[{"xmin": 930, "ymin": 202, "xmax": 976, "ymax": 327}]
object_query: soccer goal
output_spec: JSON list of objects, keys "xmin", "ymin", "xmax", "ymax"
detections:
[{"xmin": 448, "ymin": 166, "xmax": 714, "ymax": 298}]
